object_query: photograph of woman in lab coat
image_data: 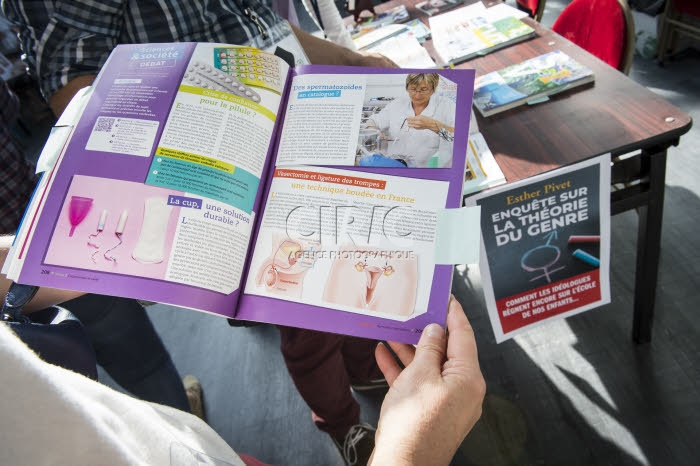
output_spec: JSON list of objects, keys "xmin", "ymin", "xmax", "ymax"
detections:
[{"xmin": 367, "ymin": 73, "xmax": 456, "ymax": 168}]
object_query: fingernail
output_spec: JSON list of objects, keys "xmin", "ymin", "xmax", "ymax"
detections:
[{"xmin": 425, "ymin": 323, "xmax": 443, "ymax": 338}]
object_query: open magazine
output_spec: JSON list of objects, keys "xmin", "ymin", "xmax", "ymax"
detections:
[{"xmin": 4, "ymin": 42, "xmax": 478, "ymax": 344}]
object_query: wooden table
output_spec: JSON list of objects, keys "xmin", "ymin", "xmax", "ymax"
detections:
[{"xmin": 370, "ymin": 0, "xmax": 693, "ymax": 343}]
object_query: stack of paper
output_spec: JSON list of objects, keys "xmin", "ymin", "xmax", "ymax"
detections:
[
  {"xmin": 464, "ymin": 132, "xmax": 506, "ymax": 195},
  {"xmin": 365, "ymin": 33, "xmax": 437, "ymax": 68}
]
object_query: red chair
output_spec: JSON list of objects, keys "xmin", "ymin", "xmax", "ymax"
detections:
[
  {"xmin": 552, "ymin": 0, "xmax": 636, "ymax": 74},
  {"xmin": 516, "ymin": 0, "xmax": 547, "ymax": 22},
  {"xmin": 657, "ymin": 0, "xmax": 700, "ymax": 64}
]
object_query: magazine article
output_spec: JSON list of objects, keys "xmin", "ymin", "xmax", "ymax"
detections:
[
  {"xmin": 244, "ymin": 166, "xmax": 448, "ymax": 321},
  {"xmin": 464, "ymin": 154, "xmax": 611, "ymax": 342},
  {"xmin": 276, "ymin": 70, "xmax": 458, "ymax": 169},
  {"xmin": 5, "ymin": 43, "xmax": 477, "ymax": 343},
  {"xmin": 10, "ymin": 42, "xmax": 291, "ymax": 315}
]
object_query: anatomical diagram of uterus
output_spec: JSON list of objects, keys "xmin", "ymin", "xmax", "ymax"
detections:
[
  {"xmin": 255, "ymin": 235, "xmax": 317, "ymax": 298},
  {"xmin": 323, "ymin": 246, "xmax": 418, "ymax": 317}
]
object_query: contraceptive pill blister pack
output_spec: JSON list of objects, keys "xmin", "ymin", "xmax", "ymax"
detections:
[{"xmin": 213, "ymin": 46, "xmax": 285, "ymax": 94}]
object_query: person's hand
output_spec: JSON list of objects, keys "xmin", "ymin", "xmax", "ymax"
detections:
[
  {"xmin": 370, "ymin": 295, "xmax": 485, "ymax": 466},
  {"xmin": 353, "ymin": 51, "xmax": 399, "ymax": 68},
  {"xmin": 405, "ymin": 115, "xmax": 439, "ymax": 132}
]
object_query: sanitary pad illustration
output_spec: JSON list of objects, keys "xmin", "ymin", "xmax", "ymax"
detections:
[
  {"xmin": 323, "ymin": 246, "xmax": 418, "ymax": 316},
  {"xmin": 255, "ymin": 234, "xmax": 319, "ymax": 298},
  {"xmin": 132, "ymin": 197, "xmax": 174, "ymax": 264}
]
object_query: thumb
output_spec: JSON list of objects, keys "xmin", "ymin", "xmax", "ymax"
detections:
[{"xmin": 411, "ymin": 323, "xmax": 447, "ymax": 378}]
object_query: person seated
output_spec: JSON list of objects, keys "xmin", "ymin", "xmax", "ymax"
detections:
[
  {"xmin": 0, "ymin": 76, "xmax": 202, "ymax": 418},
  {"xmin": 0, "ymin": 291, "xmax": 485, "ymax": 466},
  {"xmin": 1, "ymin": 1, "xmax": 396, "ymax": 461}
]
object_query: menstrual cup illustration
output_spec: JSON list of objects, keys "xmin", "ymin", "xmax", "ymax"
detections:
[{"xmin": 68, "ymin": 196, "xmax": 93, "ymax": 236}]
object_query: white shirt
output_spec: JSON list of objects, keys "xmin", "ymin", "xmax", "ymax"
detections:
[
  {"xmin": 369, "ymin": 94, "xmax": 456, "ymax": 167},
  {"xmin": 0, "ymin": 323, "xmax": 246, "ymax": 466}
]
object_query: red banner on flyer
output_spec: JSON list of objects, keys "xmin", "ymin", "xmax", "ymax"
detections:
[{"xmin": 496, "ymin": 270, "xmax": 601, "ymax": 334}]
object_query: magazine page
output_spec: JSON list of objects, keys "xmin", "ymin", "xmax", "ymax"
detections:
[
  {"xmin": 232, "ymin": 65, "xmax": 474, "ymax": 342},
  {"xmin": 464, "ymin": 155, "xmax": 611, "ymax": 342},
  {"xmin": 237, "ymin": 166, "xmax": 454, "ymax": 342},
  {"xmin": 10, "ymin": 42, "xmax": 291, "ymax": 317},
  {"xmin": 274, "ymin": 67, "xmax": 474, "ymax": 169}
]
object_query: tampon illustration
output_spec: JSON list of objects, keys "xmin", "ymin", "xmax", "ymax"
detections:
[
  {"xmin": 104, "ymin": 210, "xmax": 128, "ymax": 263},
  {"xmin": 88, "ymin": 209, "xmax": 108, "ymax": 263}
]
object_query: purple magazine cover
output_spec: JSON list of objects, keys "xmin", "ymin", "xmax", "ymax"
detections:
[
  {"xmin": 236, "ymin": 66, "xmax": 475, "ymax": 344},
  {"xmin": 17, "ymin": 42, "xmax": 290, "ymax": 317}
]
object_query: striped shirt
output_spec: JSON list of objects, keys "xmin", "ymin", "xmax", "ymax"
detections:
[
  {"xmin": 0, "ymin": 77, "xmax": 38, "ymax": 234},
  {"xmin": 2, "ymin": 0, "xmax": 287, "ymax": 99}
]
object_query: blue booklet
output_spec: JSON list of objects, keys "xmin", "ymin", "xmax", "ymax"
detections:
[{"xmin": 473, "ymin": 50, "xmax": 595, "ymax": 117}]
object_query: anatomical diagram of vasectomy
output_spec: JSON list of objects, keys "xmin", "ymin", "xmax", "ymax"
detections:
[
  {"xmin": 254, "ymin": 234, "xmax": 321, "ymax": 298},
  {"xmin": 322, "ymin": 245, "xmax": 418, "ymax": 317}
]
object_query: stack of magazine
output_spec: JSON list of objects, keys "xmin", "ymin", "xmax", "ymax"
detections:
[
  {"xmin": 350, "ymin": 5, "xmax": 411, "ymax": 49},
  {"xmin": 430, "ymin": 2, "xmax": 536, "ymax": 66}
]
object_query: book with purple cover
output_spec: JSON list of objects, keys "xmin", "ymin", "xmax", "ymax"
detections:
[{"xmin": 4, "ymin": 42, "xmax": 478, "ymax": 343}]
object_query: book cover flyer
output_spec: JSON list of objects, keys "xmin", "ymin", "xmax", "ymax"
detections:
[{"xmin": 465, "ymin": 155, "xmax": 611, "ymax": 342}]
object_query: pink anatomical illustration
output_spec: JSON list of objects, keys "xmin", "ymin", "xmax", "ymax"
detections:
[
  {"xmin": 323, "ymin": 245, "xmax": 418, "ymax": 316},
  {"xmin": 255, "ymin": 234, "xmax": 320, "ymax": 298}
]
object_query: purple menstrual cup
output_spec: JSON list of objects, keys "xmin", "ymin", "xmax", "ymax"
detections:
[{"xmin": 68, "ymin": 196, "xmax": 93, "ymax": 236}]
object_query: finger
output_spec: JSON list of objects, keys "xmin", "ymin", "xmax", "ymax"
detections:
[
  {"xmin": 445, "ymin": 295, "xmax": 480, "ymax": 370},
  {"xmin": 387, "ymin": 340, "xmax": 416, "ymax": 367},
  {"xmin": 375, "ymin": 342, "xmax": 402, "ymax": 386},
  {"xmin": 410, "ymin": 323, "xmax": 447, "ymax": 378}
]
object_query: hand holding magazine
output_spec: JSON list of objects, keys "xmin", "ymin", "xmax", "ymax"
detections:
[{"xmin": 4, "ymin": 42, "xmax": 481, "ymax": 343}]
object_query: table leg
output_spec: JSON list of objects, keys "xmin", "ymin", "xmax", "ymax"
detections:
[{"xmin": 632, "ymin": 147, "xmax": 668, "ymax": 343}]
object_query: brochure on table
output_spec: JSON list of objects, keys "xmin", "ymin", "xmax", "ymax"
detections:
[
  {"xmin": 473, "ymin": 50, "xmax": 595, "ymax": 117},
  {"xmin": 365, "ymin": 33, "xmax": 437, "ymax": 68},
  {"xmin": 464, "ymin": 132, "xmax": 506, "ymax": 195},
  {"xmin": 416, "ymin": 0, "xmax": 465, "ymax": 16},
  {"xmin": 4, "ymin": 42, "xmax": 478, "ymax": 344},
  {"xmin": 464, "ymin": 154, "xmax": 611, "ymax": 342},
  {"xmin": 430, "ymin": 2, "xmax": 536, "ymax": 66}
]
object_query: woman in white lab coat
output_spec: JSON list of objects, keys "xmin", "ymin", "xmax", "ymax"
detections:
[{"xmin": 367, "ymin": 73, "xmax": 456, "ymax": 168}]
